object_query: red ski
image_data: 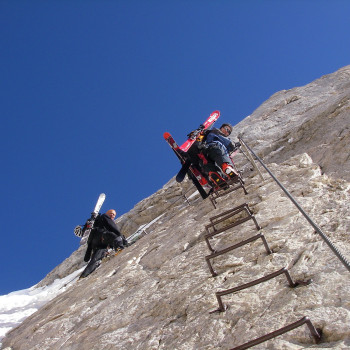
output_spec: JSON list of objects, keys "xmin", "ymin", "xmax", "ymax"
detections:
[{"xmin": 163, "ymin": 132, "xmax": 210, "ymax": 198}]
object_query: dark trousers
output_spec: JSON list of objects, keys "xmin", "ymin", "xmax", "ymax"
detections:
[
  {"xmin": 80, "ymin": 248, "xmax": 108, "ymax": 278},
  {"xmin": 84, "ymin": 229, "xmax": 125, "ymax": 262},
  {"xmin": 81, "ymin": 228, "xmax": 126, "ymax": 278}
]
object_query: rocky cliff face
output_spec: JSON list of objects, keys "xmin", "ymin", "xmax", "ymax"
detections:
[{"xmin": 2, "ymin": 66, "xmax": 350, "ymax": 350}]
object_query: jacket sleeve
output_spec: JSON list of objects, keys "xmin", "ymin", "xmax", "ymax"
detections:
[
  {"xmin": 103, "ymin": 215, "xmax": 122, "ymax": 236},
  {"xmin": 206, "ymin": 132, "xmax": 234, "ymax": 152}
]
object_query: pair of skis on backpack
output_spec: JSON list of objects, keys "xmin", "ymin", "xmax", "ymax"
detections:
[{"xmin": 163, "ymin": 110, "xmax": 241, "ymax": 199}]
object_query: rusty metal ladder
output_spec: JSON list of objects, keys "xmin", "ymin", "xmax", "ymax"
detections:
[
  {"xmin": 202, "ymin": 204, "xmax": 320, "ymax": 347},
  {"xmin": 210, "ymin": 176, "xmax": 248, "ymax": 209},
  {"xmin": 204, "ymin": 203, "xmax": 261, "ymax": 252},
  {"xmin": 199, "ymin": 145, "xmax": 324, "ymax": 347}
]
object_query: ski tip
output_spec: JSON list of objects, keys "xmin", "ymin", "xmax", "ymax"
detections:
[
  {"xmin": 163, "ymin": 132, "xmax": 171, "ymax": 139},
  {"xmin": 210, "ymin": 110, "xmax": 220, "ymax": 118}
]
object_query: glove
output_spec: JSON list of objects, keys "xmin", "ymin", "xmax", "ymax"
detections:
[{"xmin": 122, "ymin": 236, "xmax": 129, "ymax": 247}]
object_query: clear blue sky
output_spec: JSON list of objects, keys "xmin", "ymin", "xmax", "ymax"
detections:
[{"xmin": 1, "ymin": 0, "xmax": 349, "ymax": 295}]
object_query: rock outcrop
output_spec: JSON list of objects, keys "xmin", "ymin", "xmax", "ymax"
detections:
[{"xmin": 2, "ymin": 66, "xmax": 350, "ymax": 350}]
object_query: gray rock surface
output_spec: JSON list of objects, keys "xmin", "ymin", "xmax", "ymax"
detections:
[
  {"xmin": 234, "ymin": 65, "xmax": 350, "ymax": 181},
  {"xmin": 2, "ymin": 66, "xmax": 350, "ymax": 350}
]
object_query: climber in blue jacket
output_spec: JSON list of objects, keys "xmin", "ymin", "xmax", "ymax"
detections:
[{"xmin": 205, "ymin": 123, "xmax": 239, "ymax": 177}]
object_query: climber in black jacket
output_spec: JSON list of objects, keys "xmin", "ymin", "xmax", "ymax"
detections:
[{"xmin": 80, "ymin": 209, "xmax": 127, "ymax": 278}]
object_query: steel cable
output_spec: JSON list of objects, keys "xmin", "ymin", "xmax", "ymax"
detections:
[{"xmin": 239, "ymin": 137, "xmax": 350, "ymax": 273}]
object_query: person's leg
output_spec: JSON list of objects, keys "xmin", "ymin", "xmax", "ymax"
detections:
[
  {"xmin": 102, "ymin": 231, "xmax": 125, "ymax": 250},
  {"xmin": 206, "ymin": 143, "xmax": 232, "ymax": 167},
  {"xmin": 206, "ymin": 143, "xmax": 238, "ymax": 178},
  {"xmin": 80, "ymin": 248, "xmax": 108, "ymax": 278}
]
